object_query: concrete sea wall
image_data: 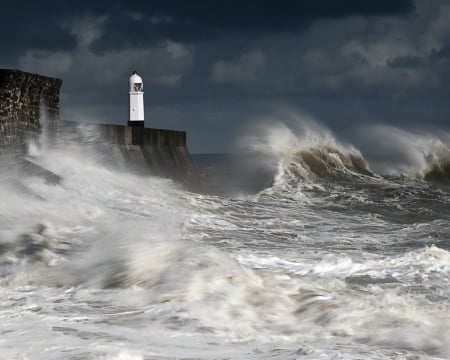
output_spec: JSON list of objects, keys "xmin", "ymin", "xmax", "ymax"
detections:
[
  {"xmin": 0, "ymin": 69, "xmax": 200, "ymax": 190},
  {"xmin": 99, "ymin": 124, "xmax": 197, "ymax": 182},
  {"xmin": 60, "ymin": 121, "xmax": 201, "ymax": 190}
]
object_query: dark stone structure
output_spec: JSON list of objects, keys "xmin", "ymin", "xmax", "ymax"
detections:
[
  {"xmin": 0, "ymin": 69, "xmax": 62, "ymax": 156},
  {"xmin": 100, "ymin": 125, "xmax": 195, "ymax": 184},
  {"xmin": 0, "ymin": 69, "xmax": 200, "ymax": 191},
  {"xmin": 60, "ymin": 121, "xmax": 201, "ymax": 190}
]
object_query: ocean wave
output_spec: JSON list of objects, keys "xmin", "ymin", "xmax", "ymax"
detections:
[
  {"xmin": 422, "ymin": 150, "xmax": 450, "ymax": 182},
  {"xmin": 239, "ymin": 113, "xmax": 374, "ymax": 196},
  {"xmin": 292, "ymin": 145, "xmax": 373, "ymax": 180},
  {"xmin": 240, "ymin": 117, "xmax": 450, "ymax": 200},
  {"xmin": 356, "ymin": 125, "xmax": 450, "ymax": 183}
]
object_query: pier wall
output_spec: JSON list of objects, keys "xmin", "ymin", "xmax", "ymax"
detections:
[
  {"xmin": 0, "ymin": 69, "xmax": 200, "ymax": 190},
  {"xmin": 61, "ymin": 122, "xmax": 200, "ymax": 190},
  {"xmin": 0, "ymin": 69, "xmax": 61, "ymax": 156}
]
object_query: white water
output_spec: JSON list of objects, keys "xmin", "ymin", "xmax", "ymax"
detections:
[
  {"xmin": 355, "ymin": 124, "xmax": 450, "ymax": 179},
  {"xmin": 1, "ymin": 118, "xmax": 450, "ymax": 359}
]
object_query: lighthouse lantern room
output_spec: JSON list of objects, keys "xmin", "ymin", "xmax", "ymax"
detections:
[{"xmin": 128, "ymin": 71, "xmax": 144, "ymax": 127}]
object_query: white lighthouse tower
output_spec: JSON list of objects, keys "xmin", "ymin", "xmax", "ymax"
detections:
[{"xmin": 128, "ymin": 71, "xmax": 144, "ymax": 127}]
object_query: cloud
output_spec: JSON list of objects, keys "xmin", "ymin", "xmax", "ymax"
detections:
[
  {"xmin": 419, "ymin": 1, "xmax": 450, "ymax": 51},
  {"xmin": 207, "ymin": 0, "xmax": 449, "ymax": 94},
  {"xmin": 68, "ymin": 15, "xmax": 109, "ymax": 48},
  {"xmin": 0, "ymin": 0, "xmax": 416, "ymax": 56},
  {"xmin": 17, "ymin": 15, "xmax": 192, "ymax": 87},
  {"xmin": 210, "ymin": 50, "xmax": 267, "ymax": 86},
  {"xmin": 113, "ymin": 0, "xmax": 415, "ymax": 32},
  {"xmin": 12, "ymin": 14, "xmax": 193, "ymax": 126},
  {"xmin": 2, "ymin": 0, "xmax": 449, "ymax": 153},
  {"xmin": 18, "ymin": 51, "xmax": 73, "ymax": 76}
]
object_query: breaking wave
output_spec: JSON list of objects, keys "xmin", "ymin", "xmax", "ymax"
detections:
[
  {"xmin": 422, "ymin": 149, "xmax": 450, "ymax": 182},
  {"xmin": 239, "ymin": 112, "xmax": 373, "ymax": 196},
  {"xmin": 238, "ymin": 113, "xmax": 450, "ymax": 198},
  {"xmin": 357, "ymin": 125, "xmax": 450, "ymax": 183},
  {"xmin": 1, "ymin": 109, "xmax": 450, "ymax": 359},
  {"xmin": 290, "ymin": 145, "xmax": 372, "ymax": 180}
]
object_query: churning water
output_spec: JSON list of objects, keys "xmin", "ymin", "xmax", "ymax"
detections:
[{"xmin": 1, "ymin": 116, "xmax": 450, "ymax": 359}]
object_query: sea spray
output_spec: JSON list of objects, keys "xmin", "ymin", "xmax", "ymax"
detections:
[
  {"xmin": 237, "ymin": 111, "xmax": 373, "ymax": 199},
  {"xmin": 1, "ymin": 114, "xmax": 450, "ymax": 358},
  {"xmin": 355, "ymin": 125, "xmax": 450, "ymax": 181}
]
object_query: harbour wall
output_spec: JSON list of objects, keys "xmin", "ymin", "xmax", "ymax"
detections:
[
  {"xmin": 0, "ymin": 69, "xmax": 200, "ymax": 190},
  {"xmin": 60, "ymin": 121, "xmax": 201, "ymax": 190},
  {"xmin": 0, "ymin": 69, "xmax": 61, "ymax": 156}
]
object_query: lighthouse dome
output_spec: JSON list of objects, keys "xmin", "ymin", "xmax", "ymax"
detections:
[{"xmin": 129, "ymin": 71, "xmax": 143, "ymax": 92}]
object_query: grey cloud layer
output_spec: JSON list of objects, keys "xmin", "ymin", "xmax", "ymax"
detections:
[
  {"xmin": 210, "ymin": 1, "xmax": 450, "ymax": 94},
  {"xmin": 1, "ymin": 0, "xmax": 415, "ymax": 54},
  {"xmin": 1, "ymin": 0, "xmax": 449, "ymax": 153}
]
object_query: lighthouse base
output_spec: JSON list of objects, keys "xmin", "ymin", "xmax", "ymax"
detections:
[{"xmin": 127, "ymin": 120, "xmax": 144, "ymax": 127}]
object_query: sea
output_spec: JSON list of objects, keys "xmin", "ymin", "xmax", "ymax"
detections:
[{"xmin": 0, "ymin": 117, "xmax": 449, "ymax": 359}]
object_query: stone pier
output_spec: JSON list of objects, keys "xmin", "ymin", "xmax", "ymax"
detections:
[
  {"xmin": 0, "ymin": 69, "xmax": 62, "ymax": 156},
  {"xmin": 0, "ymin": 69, "xmax": 200, "ymax": 191},
  {"xmin": 60, "ymin": 121, "xmax": 201, "ymax": 190}
]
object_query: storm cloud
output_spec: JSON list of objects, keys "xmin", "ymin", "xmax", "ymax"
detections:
[
  {"xmin": 1, "ymin": 0, "xmax": 449, "ymax": 153},
  {"xmin": 2, "ymin": 0, "xmax": 415, "ymax": 53}
]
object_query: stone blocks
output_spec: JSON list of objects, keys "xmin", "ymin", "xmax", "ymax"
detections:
[{"xmin": 0, "ymin": 69, "xmax": 62, "ymax": 156}]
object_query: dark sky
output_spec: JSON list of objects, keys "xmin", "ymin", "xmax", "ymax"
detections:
[{"xmin": 1, "ymin": 0, "xmax": 449, "ymax": 153}]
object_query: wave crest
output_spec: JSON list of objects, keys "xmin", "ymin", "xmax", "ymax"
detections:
[
  {"xmin": 357, "ymin": 125, "xmax": 450, "ymax": 183},
  {"xmin": 239, "ymin": 112, "xmax": 373, "ymax": 193},
  {"xmin": 294, "ymin": 145, "xmax": 372, "ymax": 180},
  {"xmin": 423, "ymin": 149, "xmax": 450, "ymax": 182}
]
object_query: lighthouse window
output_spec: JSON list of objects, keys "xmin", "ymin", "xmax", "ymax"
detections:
[{"xmin": 133, "ymin": 83, "xmax": 143, "ymax": 92}]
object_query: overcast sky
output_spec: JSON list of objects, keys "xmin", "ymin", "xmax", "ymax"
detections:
[{"xmin": 1, "ymin": 0, "xmax": 449, "ymax": 153}]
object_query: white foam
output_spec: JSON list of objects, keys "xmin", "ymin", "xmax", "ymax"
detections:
[
  {"xmin": 356, "ymin": 125, "xmax": 450, "ymax": 178},
  {"xmin": 1, "ymin": 128, "xmax": 449, "ymax": 359}
]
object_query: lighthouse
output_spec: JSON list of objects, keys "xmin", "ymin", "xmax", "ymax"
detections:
[{"xmin": 128, "ymin": 71, "xmax": 144, "ymax": 127}]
